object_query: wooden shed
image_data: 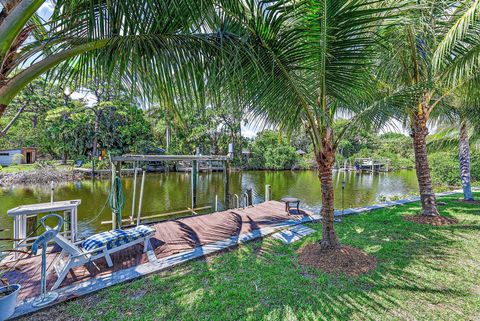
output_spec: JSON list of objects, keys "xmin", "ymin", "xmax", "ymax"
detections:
[{"xmin": 0, "ymin": 147, "xmax": 37, "ymax": 166}]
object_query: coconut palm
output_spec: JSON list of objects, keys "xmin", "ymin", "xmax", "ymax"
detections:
[
  {"xmin": 429, "ymin": 0, "xmax": 480, "ymax": 201},
  {"xmin": 215, "ymin": 0, "xmax": 406, "ymax": 249},
  {"xmin": 0, "ymin": 0, "xmax": 226, "ymax": 124},
  {"xmin": 375, "ymin": 0, "xmax": 480, "ymax": 217}
]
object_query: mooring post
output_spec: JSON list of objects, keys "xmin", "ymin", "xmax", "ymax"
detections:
[
  {"xmin": 111, "ymin": 160, "xmax": 117, "ymax": 230},
  {"xmin": 91, "ymin": 154, "xmax": 95, "ymax": 180},
  {"xmin": 223, "ymin": 161, "xmax": 230, "ymax": 209},
  {"xmin": 265, "ymin": 184, "xmax": 271, "ymax": 201},
  {"xmin": 50, "ymin": 181, "xmax": 54, "ymax": 204},
  {"xmin": 246, "ymin": 188, "xmax": 253, "ymax": 206},
  {"xmin": 191, "ymin": 159, "xmax": 198, "ymax": 209}
]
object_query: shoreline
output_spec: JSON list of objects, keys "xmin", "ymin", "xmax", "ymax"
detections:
[{"xmin": 0, "ymin": 168, "xmax": 84, "ymax": 187}]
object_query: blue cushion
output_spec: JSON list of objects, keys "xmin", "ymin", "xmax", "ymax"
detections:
[{"xmin": 82, "ymin": 225, "xmax": 155, "ymax": 252}]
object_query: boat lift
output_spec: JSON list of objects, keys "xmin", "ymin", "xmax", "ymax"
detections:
[{"xmin": 107, "ymin": 144, "xmax": 234, "ymax": 230}]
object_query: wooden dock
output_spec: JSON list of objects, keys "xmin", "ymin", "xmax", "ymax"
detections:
[
  {"xmin": 354, "ymin": 158, "xmax": 390, "ymax": 172},
  {"xmin": 1, "ymin": 201, "xmax": 316, "ymax": 318}
]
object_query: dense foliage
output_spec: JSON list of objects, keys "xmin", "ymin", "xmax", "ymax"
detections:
[
  {"xmin": 247, "ymin": 131, "xmax": 299, "ymax": 170},
  {"xmin": 0, "ymin": 81, "xmax": 152, "ymax": 160},
  {"xmin": 429, "ymin": 151, "xmax": 480, "ymax": 187}
]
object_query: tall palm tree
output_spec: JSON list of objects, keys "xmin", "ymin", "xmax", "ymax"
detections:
[
  {"xmin": 0, "ymin": 0, "xmax": 223, "ymax": 123},
  {"xmin": 376, "ymin": 0, "xmax": 480, "ymax": 217},
  {"xmin": 430, "ymin": 0, "xmax": 480, "ymax": 201},
  {"xmin": 217, "ymin": 0, "xmax": 404, "ymax": 249}
]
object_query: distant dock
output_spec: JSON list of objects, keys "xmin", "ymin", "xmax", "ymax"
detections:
[{"xmin": 335, "ymin": 158, "xmax": 391, "ymax": 172}]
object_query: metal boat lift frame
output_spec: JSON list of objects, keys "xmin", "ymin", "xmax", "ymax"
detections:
[{"xmin": 110, "ymin": 147, "xmax": 233, "ymax": 230}]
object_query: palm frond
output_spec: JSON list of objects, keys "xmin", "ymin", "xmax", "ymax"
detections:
[{"xmin": 433, "ymin": 0, "xmax": 480, "ymax": 72}]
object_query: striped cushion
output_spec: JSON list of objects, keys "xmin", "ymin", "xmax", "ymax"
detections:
[{"xmin": 82, "ymin": 225, "xmax": 155, "ymax": 252}]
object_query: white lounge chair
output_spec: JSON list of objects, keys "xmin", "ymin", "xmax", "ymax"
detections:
[{"xmin": 50, "ymin": 225, "xmax": 156, "ymax": 290}]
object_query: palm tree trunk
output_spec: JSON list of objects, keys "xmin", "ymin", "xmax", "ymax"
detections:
[
  {"xmin": 316, "ymin": 135, "xmax": 340, "ymax": 249},
  {"xmin": 411, "ymin": 113, "xmax": 439, "ymax": 216},
  {"xmin": 0, "ymin": 103, "xmax": 6, "ymax": 119},
  {"xmin": 459, "ymin": 121, "xmax": 474, "ymax": 201}
]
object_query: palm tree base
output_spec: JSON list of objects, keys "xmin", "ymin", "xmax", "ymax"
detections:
[
  {"xmin": 456, "ymin": 199, "xmax": 480, "ymax": 205},
  {"xmin": 319, "ymin": 239, "xmax": 341, "ymax": 250},
  {"xmin": 404, "ymin": 214, "xmax": 458, "ymax": 226}
]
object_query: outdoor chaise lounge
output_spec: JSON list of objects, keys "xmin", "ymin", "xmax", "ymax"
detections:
[{"xmin": 50, "ymin": 225, "xmax": 156, "ymax": 290}]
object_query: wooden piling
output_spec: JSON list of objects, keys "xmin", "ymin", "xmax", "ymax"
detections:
[
  {"xmin": 223, "ymin": 161, "xmax": 230, "ymax": 209},
  {"xmin": 191, "ymin": 160, "xmax": 198, "ymax": 209},
  {"xmin": 265, "ymin": 185, "xmax": 272, "ymax": 201},
  {"xmin": 111, "ymin": 161, "xmax": 117, "ymax": 230},
  {"xmin": 246, "ymin": 188, "xmax": 253, "ymax": 206}
]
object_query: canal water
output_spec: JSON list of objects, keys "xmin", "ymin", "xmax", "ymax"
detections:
[{"xmin": 0, "ymin": 170, "xmax": 418, "ymax": 249}]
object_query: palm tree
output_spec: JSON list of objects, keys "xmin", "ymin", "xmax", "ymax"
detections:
[
  {"xmin": 0, "ymin": 0, "xmax": 222, "ymax": 124},
  {"xmin": 376, "ymin": 0, "xmax": 480, "ymax": 217},
  {"xmin": 430, "ymin": 0, "xmax": 480, "ymax": 201},
  {"xmin": 458, "ymin": 118, "xmax": 475, "ymax": 201},
  {"xmin": 217, "ymin": 0, "xmax": 403, "ymax": 249},
  {"xmin": 429, "ymin": 94, "xmax": 480, "ymax": 201}
]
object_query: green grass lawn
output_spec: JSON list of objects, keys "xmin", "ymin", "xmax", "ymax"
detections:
[
  {"xmin": 0, "ymin": 164, "xmax": 37, "ymax": 173},
  {"xmin": 26, "ymin": 193, "xmax": 480, "ymax": 321},
  {"xmin": 0, "ymin": 163, "xmax": 72, "ymax": 173}
]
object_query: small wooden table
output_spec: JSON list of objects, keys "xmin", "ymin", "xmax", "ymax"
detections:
[{"xmin": 281, "ymin": 197, "xmax": 300, "ymax": 214}]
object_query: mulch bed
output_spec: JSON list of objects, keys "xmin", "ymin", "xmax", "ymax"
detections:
[
  {"xmin": 404, "ymin": 214, "xmax": 458, "ymax": 226},
  {"xmin": 297, "ymin": 244, "xmax": 377, "ymax": 276}
]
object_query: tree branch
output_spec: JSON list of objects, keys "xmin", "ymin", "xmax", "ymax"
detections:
[{"xmin": 0, "ymin": 103, "xmax": 26, "ymax": 137}]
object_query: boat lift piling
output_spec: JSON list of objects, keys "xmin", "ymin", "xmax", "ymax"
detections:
[
  {"xmin": 137, "ymin": 170, "xmax": 146, "ymax": 226},
  {"xmin": 130, "ymin": 163, "xmax": 138, "ymax": 224}
]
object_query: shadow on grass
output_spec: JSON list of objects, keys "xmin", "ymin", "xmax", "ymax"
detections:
[{"xmin": 27, "ymin": 194, "xmax": 480, "ymax": 320}]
